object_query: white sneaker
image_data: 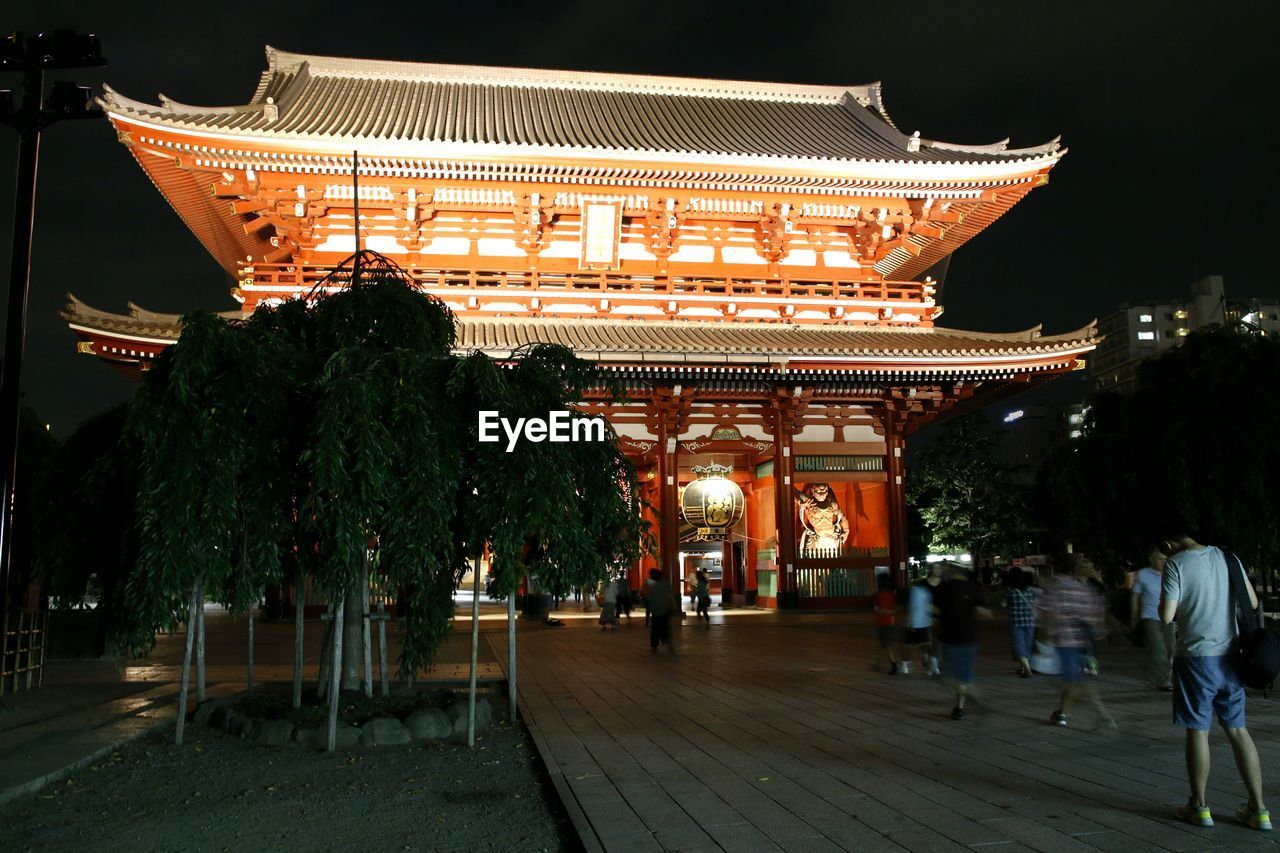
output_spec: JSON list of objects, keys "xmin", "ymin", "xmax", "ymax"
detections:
[{"xmin": 899, "ymin": 662, "xmax": 910, "ymax": 675}]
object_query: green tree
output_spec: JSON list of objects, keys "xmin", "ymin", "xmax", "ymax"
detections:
[
  {"xmin": 125, "ymin": 310, "xmax": 291, "ymax": 743},
  {"xmin": 298, "ymin": 266, "xmax": 462, "ymax": 693},
  {"xmin": 1043, "ymin": 326, "xmax": 1280, "ymax": 587},
  {"xmin": 448, "ymin": 344, "xmax": 649, "ymax": 731},
  {"xmin": 907, "ymin": 414, "xmax": 1027, "ymax": 566},
  {"xmin": 460, "ymin": 345, "xmax": 647, "ymax": 601},
  {"xmin": 10, "ymin": 406, "xmax": 58, "ymax": 610},
  {"xmin": 118, "ymin": 251, "xmax": 650, "ymax": 748},
  {"xmin": 35, "ymin": 405, "xmax": 138, "ymax": 639}
]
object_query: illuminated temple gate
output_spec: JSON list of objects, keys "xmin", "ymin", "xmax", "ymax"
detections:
[{"xmin": 64, "ymin": 48, "xmax": 1096, "ymax": 607}]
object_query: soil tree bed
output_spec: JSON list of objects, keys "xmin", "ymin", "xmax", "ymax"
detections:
[{"xmin": 0, "ymin": 715, "xmax": 575, "ymax": 852}]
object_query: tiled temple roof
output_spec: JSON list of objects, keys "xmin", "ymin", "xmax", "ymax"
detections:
[
  {"xmin": 100, "ymin": 47, "xmax": 1062, "ymax": 169},
  {"xmin": 63, "ymin": 294, "xmax": 1096, "ymax": 368}
]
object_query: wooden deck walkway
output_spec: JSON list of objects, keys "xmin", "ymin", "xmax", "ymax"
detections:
[{"xmin": 495, "ymin": 611, "xmax": 1280, "ymax": 852}]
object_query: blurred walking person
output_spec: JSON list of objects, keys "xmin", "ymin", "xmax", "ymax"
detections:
[
  {"xmin": 1041, "ymin": 555, "xmax": 1114, "ymax": 729},
  {"xmin": 874, "ymin": 573, "xmax": 902, "ymax": 674},
  {"xmin": 647, "ymin": 568, "xmax": 677, "ymax": 652},
  {"xmin": 691, "ymin": 569, "xmax": 712, "ymax": 627},
  {"xmin": 616, "ymin": 576, "xmax": 633, "ymax": 623},
  {"xmin": 904, "ymin": 566, "xmax": 941, "ymax": 675},
  {"xmin": 933, "ymin": 563, "xmax": 990, "ymax": 719},
  {"xmin": 1005, "ymin": 568, "xmax": 1040, "ymax": 678},
  {"xmin": 599, "ymin": 577, "xmax": 619, "ymax": 630},
  {"xmin": 1131, "ymin": 548, "xmax": 1173, "ymax": 690}
]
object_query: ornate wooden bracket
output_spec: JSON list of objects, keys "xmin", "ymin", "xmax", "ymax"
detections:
[
  {"xmin": 759, "ymin": 202, "xmax": 793, "ymax": 264},
  {"xmin": 514, "ymin": 192, "xmax": 553, "ymax": 255},
  {"xmin": 644, "ymin": 197, "xmax": 686, "ymax": 268}
]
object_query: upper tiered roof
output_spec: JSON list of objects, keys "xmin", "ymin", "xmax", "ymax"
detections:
[{"xmin": 101, "ymin": 47, "xmax": 1062, "ymax": 177}]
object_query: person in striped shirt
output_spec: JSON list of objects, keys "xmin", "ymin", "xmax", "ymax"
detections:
[{"xmin": 1039, "ymin": 555, "xmax": 1113, "ymax": 729}]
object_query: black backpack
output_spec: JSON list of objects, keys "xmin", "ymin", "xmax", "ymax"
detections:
[{"xmin": 1224, "ymin": 551, "xmax": 1280, "ymax": 691}]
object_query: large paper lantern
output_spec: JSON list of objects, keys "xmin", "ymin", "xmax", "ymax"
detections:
[{"xmin": 680, "ymin": 463, "xmax": 745, "ymax": 540}]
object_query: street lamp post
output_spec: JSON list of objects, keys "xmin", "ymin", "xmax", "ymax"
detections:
[{"xmin": 0, "ymin": 30, "xmax": 105, "ymax": 615}]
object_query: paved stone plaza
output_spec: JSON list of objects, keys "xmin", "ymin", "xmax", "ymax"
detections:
[
  {"xmin": 3, "ymin": 608, "xmax": 1276, "ymax": 851},
  {"xmin": 500, "ymin": 610, "xmax": 1279, "ymax": 852}
]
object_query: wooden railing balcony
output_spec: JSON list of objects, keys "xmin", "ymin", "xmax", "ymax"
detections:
[{"xmin": 234, "ymin": 262, "xmax": 934, "ymax": 325}]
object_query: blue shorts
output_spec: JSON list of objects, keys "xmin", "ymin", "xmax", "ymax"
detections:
[
  {"xmin": 1173, "ymin": 655, "xmax": 1246, "ymax": 730},
  {"xmin": 1057, "ymin": 646, "xmax": 1086, "ymax": 684},
  {"xmin": 941, "ymin": 643, "xmax": 978, "ymax": 685},
  {"xmin": 1010, "ymin": 625, "xmax": 1034, "ymax": 660}
]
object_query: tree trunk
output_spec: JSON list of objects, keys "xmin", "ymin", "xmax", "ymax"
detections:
[
  {"xmin": 195, "ymin": 575, "xmax": 206, "ymax": 704},
  {"xmin": 175, "ymin": 578, "xmax": 199, "ymax": 746},
  {"xmin": 340, "ymin": 580, "xmax": 363, "ymax": 693},
  {"xmin": 326, "ymin": 597, "xmax": 345, "ymax": 752},
  {"xmin": 361, "ymin": 566, "xmax": 373, "ymax": 698},
  {"xmin": 292, "ymin": 584, "xmax": 305, "ymax": 709},
  {"xmin": 317, "ymin": 607, "xmax": 334, "ymax": 701},
  {"xmin": 246, "ymin": 603, "xmax": 255, "ymax": 697},
  {"xmin": 377, "ymin": 602, "xmax": 389, "ymax": 698},
  {"xmin": 467, "ymin": 555, "xmax": 481, "ymax": 747},
  {"xmin": 507, "ymin": 591, "xmax": 517, "ymax": 722}
]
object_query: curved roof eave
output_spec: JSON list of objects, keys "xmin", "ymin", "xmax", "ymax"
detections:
[{"xmin": 105, "ymin": 107, "xmax": 1064, "ymax": 185}]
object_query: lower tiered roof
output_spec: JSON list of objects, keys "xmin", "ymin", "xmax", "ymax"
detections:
[{"xmin": 63, "ymin": 294, "xmax": 1096, "ymax": 384}]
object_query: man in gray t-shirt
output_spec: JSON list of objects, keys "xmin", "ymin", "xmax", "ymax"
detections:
[
  {"xmin": 1160, "ymin": 536, "xmax": 1269, "ymax": 830},
  {"xmin": 1163, "ymin": 545, "xmax": 1235, "ymax": 657}
]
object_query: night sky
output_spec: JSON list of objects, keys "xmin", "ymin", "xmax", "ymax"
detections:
[{"xmin": 3, "ymin": 0, "xmax": 1276, "ymax": 435}]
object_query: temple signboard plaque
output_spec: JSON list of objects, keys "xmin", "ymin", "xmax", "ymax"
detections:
[{"xmin": 579, "ymin": 200, "xmax": 622, "ymax": 270}]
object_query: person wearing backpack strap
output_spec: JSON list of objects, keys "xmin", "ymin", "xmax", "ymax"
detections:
[{"xmin": 1160, "ymin": 534, "xmax": 1270, "ymax": 831}]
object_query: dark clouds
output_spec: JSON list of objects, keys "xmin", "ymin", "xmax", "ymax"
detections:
[{"xmin": 3, "ymin": 0, "xmax": 1276, "ymax": 433}]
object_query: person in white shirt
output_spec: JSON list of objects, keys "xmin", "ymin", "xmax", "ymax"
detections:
[{"xmin": 1131, "ymin": 548, "xmax": 1173, "ymax": 690}]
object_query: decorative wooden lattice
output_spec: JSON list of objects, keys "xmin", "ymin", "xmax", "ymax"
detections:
[{"xmin": 0, "ymin": 610, "xmax": 48, "ymax": 696}]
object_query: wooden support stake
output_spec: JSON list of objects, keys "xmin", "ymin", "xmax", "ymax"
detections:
[
  {"xmin": 376, "ymin": 603, "xmax": 389, "ymax": 698},
  {"xmin": 15, "ymin": 611, "xmax": 24, "ymax": 690},
  {"xmin": 37, "ymin": 610, "xmax": 47, "ymax": 688},
  {"xmin": 508, "ymin": 592, "xmax": 517, "ymax": 722},
  {"xmin": 467, "ymin": 556, "xmax": 481, "ymax": 748},
  {"xmin": 326, "ymin": 598, "xmax": 345, "ymax": 752},
  {"xmin": 361, "ymin": 566, "xmax": 373, "ymax": 698},
  {"xmin": 25, "ymin": 610, "xmax": 36, "ymax": 690},
  {"xmin": 176, "ymin": 579, "xmax": 199, "ymax": 746},
  {"xmin": 195, "ymin": 576, "xmax": 206, "ymax": 704},
  {"xmin": 293, "ymin": 585, "xmax": 305, "ymax": 709},
  {"xmin": 317, "ymin": 608, "xmax": 334, "ymax": 701},
  {"xmin": 246, "ymin": 604, "xmax": 255, "ymax": 697},
  {"xmin": 1, "ymin": 610, "xmax": 9, "ymax": 697}
]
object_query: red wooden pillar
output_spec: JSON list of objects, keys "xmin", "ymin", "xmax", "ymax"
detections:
[
  {"xmin": 656, "ymin": 403, "xmax": 680, "ymax": 586},
  {"xmin": 884, "ymin": 407, "xmax": 909, "ymax": 587},
  {"xmin": 720, "ymin": 539, "xmax": 734, "ymax": 597},
  {"xmin": 771, "ymin": 400, "xmax": 797, "ymax": 606}
]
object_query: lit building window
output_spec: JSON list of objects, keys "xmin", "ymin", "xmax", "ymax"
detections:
[
  {"xmin": 1137, "ymin": 331, "xmax": 1155, "ymax": 341},
  {"xmin": 1177, "ymin": 328, "xmax": 1189, "ymax": 336},
  {"xmin": 1174, "ymin": 309, "xmax": 1188, "ymax": 319},
  {"xmin": 1068, "ymin": 413, "xmax": 1083, "ymax": 425},
  {"xmin": 1138, "ymin": 313, "xmax": 1153, "ymax": 323},
  {"xmin": 1070, "ymin": 429, "xmax": 1082, "ymax": 439}
]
